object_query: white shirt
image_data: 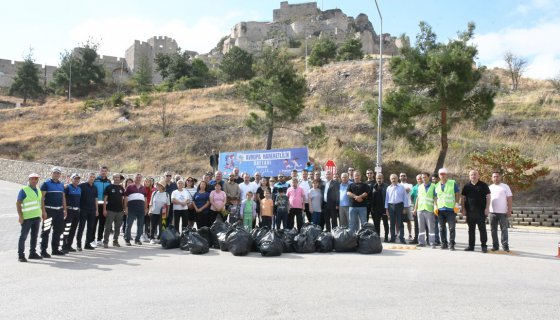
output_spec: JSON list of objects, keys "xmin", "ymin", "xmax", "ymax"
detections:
[
  {"xmin": 400, "ymin": 182, "xmax": 413, "ymax": 208},
  {"xmin": 324, "ymin": 179, "xmax": 332, "ymax": 203},
  {"xmin": 239, "ymin": 182, "xmax": 257, "ymax": 201},
  {"xmin": 299, "ymin": 179, "xmax": 312, "ymax": 197},
  {"xmin": 171, "ymin": 189, "xmax": 190, "ymax": 210},
  {"xmin": 489, "ymin": 183, "xmax": 512, "ymax": 213}
]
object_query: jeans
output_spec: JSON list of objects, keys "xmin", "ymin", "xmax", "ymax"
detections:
[
  {"xmin": 18, "ymin": 217, "xmax": 41, "ymax": 256},
  {"xmin": 126, "ymin": 208, "xmax": 145, "ymax": 242},
  {"xmin": 418, "ymin": 210, "xmax": 436, "ymax": 246},
  {"xmin": 348, "ymin": 207, "xmax": 368, "ymax": 234},
  {"xmin": 338, "ymin": 206, "xmax": 350, "ymax": 228},
  {"xmin": 104, "ymin": 210, "xmax": 124, "ymax": 243},
  {"xmin": 312, "ymin": 211, "xmax": 321, "ymax": 225},
  {"xmin": 438, "ymin": 210, "xmax": 456, "ymax": 246},
  {"xmin": 388, "ymin": 203, "xmax": 405, "ymax": 242},
  {"xmin": 63, "ymin": 208, "xmax": 80, "ymax": 249},
  {"xmin": 41, "ymin": 208, "xmax": 64, "ymax": 253},
  {"xmin": 489, "ymin": 212, "xmax": 509, "ymax": 250},
  {"xmin": 276, "ymin": 209, "xmax": 288, "ymax": 229},
  {"xmin": 77, "ymin": 209, "xmax": 96, "ymax": 247}
]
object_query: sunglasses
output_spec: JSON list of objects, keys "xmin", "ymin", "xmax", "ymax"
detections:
[{"xmin": 166, "ymin": 175, "xmax": 172, "ymax": 177}]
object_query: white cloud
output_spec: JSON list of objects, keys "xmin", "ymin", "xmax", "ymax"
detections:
[{"xmin": 473, "ymin": 19, "xmax": 560, "ymax": 79}]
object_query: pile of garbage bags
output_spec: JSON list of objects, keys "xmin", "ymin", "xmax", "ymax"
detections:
[{"xmin": 163, "ymin": 221, "xmax": 382, "ymax": 256}]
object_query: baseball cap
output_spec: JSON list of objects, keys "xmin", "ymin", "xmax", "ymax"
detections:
[
  {"xmin": 51, "ymin": 167, "xmax": 62, "ymax": 173},
  {"xmin": 438, "ymin": 168, "xmax": 448, "ymax": 174},
  {"xmin": 70, "ymin": 173, "xmax": 81, "ymax": 179},
  {"xmin": 28, "ymin": 173, "xmax": 40, "ymax": 178}
]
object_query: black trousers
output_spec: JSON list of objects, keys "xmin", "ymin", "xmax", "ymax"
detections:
[
  {"xmin": 321, "ymin": 203, "xmax": 338, "ymax": 232},
  {"xmin": 287, "ymin": 208, "xmax": 303, "ymax": 231},
  {"xmin": 41, "ymin": 208, "xmax": 64, "ymax": 253},
  {"xmin": 77, "ymin": 209, "xmax": 96, "ymax": 247},
  {"xmin": 63, "ymin": 209, "xmax": 80, "ymax": 249},
  {"xmin": 174, "ymin": 209, "xmax": 189, "ymax": 232},
  {"xmin": 372, "ymin": 211, "xmax": 389, "ymax": 239},
  {"xmin": 94, "ymin": 204, "xmax": 106, "ymax": 242},
  {"xmin": 304, "ymin": 203, "xmax": 311, "ymax": 224},
  {"xmin": 261, "ymin": 216, "xmax": 272, "ymax": 228},
  {"xmin": 150, "ymin": 214, "xmax": 162, "ymax": 239},
  {"xmin": 413, "ymin": 212, "xmax": 419, "ymax": 241},
  {"xmin": 467, "ymin": 215, "xmax": 487, "ymax": 248}
]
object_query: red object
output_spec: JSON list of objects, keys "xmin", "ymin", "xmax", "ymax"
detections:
[
  {"xmin": 324, "ymin": 159, "xmax": 337, "ymax": 174},
  {"xmin": 557, "ymin": 241, "xmax": 560, "ymax": 258}
]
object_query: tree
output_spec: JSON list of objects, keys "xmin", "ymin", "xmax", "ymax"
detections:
[
  {"xmin": 131, "ymin": 54, "xmax": 153, "ymax": 93},
  {"xmin": 549, "ymin": 71, "xmax": 560, "ymax": 93},
  {"xmin": 154, "ymin": 49, "xmax": 192, "ymax": 83},
  {"xmin": 219, "ymin": 46, "xmax": 254, "ymax": 82},
  {"xmin": 469, "ymin": 147, "xmax": 550, "ymax": 192},
  {"xmin": 308, "ymin": 37, "xmax": 337, "ymax": 67},
  {"xmin": 380, "ymin": 22, "xmax": 496, "ymax": 174},
  {"xmin": 9, "ymin": 50, "xmax": 43, "ymax": 104},
  {"xmin": 504, "ymin": 51, "xmax": 528, "ymax": 91},
  {"xmin": 239, "ymin": 48, "xmax": 307, "ymax": 150},
  {"xmin": 154, "ymin": 53, "xmax": 172, "ymax": 80},
  {"xmin": 337, "ymin": 38, "xmax": 363, "ymax": 61},
  {"xmin": 52, "ymin": 39, "xmax": 105, "ymax": 97}
]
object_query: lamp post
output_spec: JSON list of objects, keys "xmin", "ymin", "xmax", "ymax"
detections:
[
  {"xmin": 374, "ymin": 0, "xmax": 383, "ymax": 174},
  {"xmin": 68, "ymin": 53, "xmax": 72, "ymax": 102}
]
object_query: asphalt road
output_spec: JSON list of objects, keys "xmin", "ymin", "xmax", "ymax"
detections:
[{"xmin": 1, "ymin": 180, "xmax": 559, "ymax": 320}]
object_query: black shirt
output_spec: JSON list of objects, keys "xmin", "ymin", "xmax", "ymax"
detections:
[
  {"xmin": 79, "ymin": 182, "xmax": 98, "ymax": 211},
  {"xmin": 461, "ymin": 181, "xmax": 491, "ymax": 216},
  {"xmin": 372, "ymin": 182, "xmax": 388, "ymax": 213},
  {"xmin": 348, "ymin": 182, "xmax": 370, "ymax": 207},
  {"xmin": 104, "ymin": 184, "xmax": 124, "ymax": 212}
]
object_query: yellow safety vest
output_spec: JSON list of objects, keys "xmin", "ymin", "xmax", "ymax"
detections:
[
  {"xmin": 21, "ymin": 186, "xmax": 42, "ymax": 219},
  {"xmin": 417, "ymin": 183, "xmax": 435, "ymax": 212},
  {"xmin": 435, "ymin": 180, "xmax": 456, "ymax": 209}
]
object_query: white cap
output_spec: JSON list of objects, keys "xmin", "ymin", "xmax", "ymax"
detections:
[
  {"xmin": 28, "ymin": 173, "xmax": 40, "ymax": 178},
  {"xmin": 438, "ymin": 167, "xmax": 448, "ymax": 174},
  {"xmin": 51, "ymin": 167, "xmax": 62, "ymax": 173},
  {"xmin": 70, "ymin": 173, "xmax": 81, "ymax": 179}
]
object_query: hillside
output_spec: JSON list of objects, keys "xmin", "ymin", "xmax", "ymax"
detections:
[{"xmin": 0, "ymin": 60, "xmax": 558, "ymax": 205}]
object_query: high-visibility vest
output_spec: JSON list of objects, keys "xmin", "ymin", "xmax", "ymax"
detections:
[
  {"xmin": 417, "ymin": 183, "xmax": 436, "ymax": 212},
  {"xmin": 435, "ymin": 180, "xmax": 456, "ymax": 209},
  {"xmin": 21, "ymin": 186, "xmax": 42, "ymax": 219}
]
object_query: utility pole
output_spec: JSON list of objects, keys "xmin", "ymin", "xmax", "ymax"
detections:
[
  {"xmin": 68, "ymin": 54, "xmax": 72, "ymax": 102},
  {"xmin": 374, "ymin": 0, "xmax": 383, "ymax": 174}
]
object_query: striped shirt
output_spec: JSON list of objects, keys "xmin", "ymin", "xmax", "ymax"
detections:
[{"xmin": 125, "ymin": 184, "xmax": 147, "ymax": 212}]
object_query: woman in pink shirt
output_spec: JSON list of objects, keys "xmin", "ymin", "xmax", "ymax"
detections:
[
  {"xmin": 286, "ymin": 178, "xmax": 306, "ymax": 231},
  {"xmin": 209, "ymin": 183, "xmax": 227, "ymax": 225}
]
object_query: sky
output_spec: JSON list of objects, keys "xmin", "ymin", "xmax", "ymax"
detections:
[{"xmin": 1, "ymin": 0, "xmax": 559, "ymax": 79}]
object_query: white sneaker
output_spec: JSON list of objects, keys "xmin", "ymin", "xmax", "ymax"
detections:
[
  {"xmin": 141, "ymin": 235, "xmax": 149, "ymax": 242},
  {"xmin": 90, "ymin": 241, "xmax": 97, "ymax": 248},
  {"xmin": 150, "ymin": 239, "xmax": 156, "ymax": 244},
  {"xmin": 97, "ymin": 240, "xmax": 103, "ymax": 246}
]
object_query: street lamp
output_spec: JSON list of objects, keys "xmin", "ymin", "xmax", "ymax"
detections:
[
  {"xmin": 68, "ymin": 53, "xmax": 72, "ymax": 102},
  {"xmin": 374, "ymin": 0, "xmax": 383, "ymax": 174}
]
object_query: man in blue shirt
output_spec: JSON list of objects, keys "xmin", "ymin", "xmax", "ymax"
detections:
[
  {"xmin": 338, "ymin": 173, "xmax": 352, "ymax": 228},
  {"xmin": 93, "ymin": 166, "xmax": 111, "ymax": 245},
  {"xmin": 39, "ymin": 167, "xmax": 67, "ymax": 257},
  {"xmin": 77, "ymin": 173, "xmax": 99, "ymax": 250},
  {"xmin": 385, "ymin": 174, "xmax": 410, "ymax": 243},
  {"xmin": 62, "ymin": 173, "xmax": 81, "ymax": 253}
]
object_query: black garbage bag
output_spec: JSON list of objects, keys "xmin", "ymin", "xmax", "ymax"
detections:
[
  {"xmin": 361, "ymin": 222, "xmax": 376, "ymax": 232},
  {"xmin": 301, "ymin": 224, "xmax": 322, "ymax": 242},
  {"xmin": 210, "ymin": 220, "xmax": 230, "ymax": 249},
  {"xmin": 161, "ymin": 225, "xmax": 180, "ymax": 249},
  {"xmin": 332, "ymin": 227, "xmax": 357, "ymax": 252},
  {"xmin": 197, "ymin": 227, "xmax": 212, "ymax": 248},
  {"xmin": 316, "ymin": 231, "xmax": 334, "ymax": 253},
  {"xmin": 357, "ymin": 228, "xmax": 383, "ymax": 254},
  {"xmin": 280, "ymin": 228, "xmax": 298, "ymax": 253},
  {"xmin": 180, "ymin": 227, "xmax": 195, "ymax": 251},
  {"xmin": 251, "ymin": 227, "xmax": 270, "ymax": 252},
  {"xmin": 226, "ymin": 227, "xmax": 253, "ymax": 256},
  {"xmin": 218, "ymin": 232, "xmax": 229, "ymax": 251},
  {"xmin": 188, "ymin": 232, "xmax": 210, "ymax": 254},
  {"xmin": 294, "ymin": 232, "xmax": 316, "ymax": 253},
  {"xmin": 258, "ymin": 230, "xmax": 283, "ymax": 257}
]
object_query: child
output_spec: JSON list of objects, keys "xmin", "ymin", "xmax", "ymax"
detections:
[
  {"xmin": 228, "ymin": 197, "xmax": 241, "ymax": 224},
  {"xmin": 275, "ymin": 188, "xmax": 289, "ymax": 229},
  {"xmin": 309, "ymin": 179, "xmax": 323, "ymax": 226},
  {"xmin": 260, "ymin": 190, "xmax": 274, "ymax": 228},
  {"xmin": 241, "ymin": 191, "xmax": 257, "ymax": 232}
]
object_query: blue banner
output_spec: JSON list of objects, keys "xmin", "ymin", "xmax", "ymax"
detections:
[{"xmin": 219, "ymin": 147, "xmax": 309, "ymax": 177}]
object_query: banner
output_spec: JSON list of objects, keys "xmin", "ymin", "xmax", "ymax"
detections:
[{"xmin": 219, "ymin": 147, "xmax": 309, "ymax": 177}]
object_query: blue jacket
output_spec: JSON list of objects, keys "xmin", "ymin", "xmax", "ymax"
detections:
[{"xmin": 94, "ymin": 175, "xmax": 111, "ymax": 203}]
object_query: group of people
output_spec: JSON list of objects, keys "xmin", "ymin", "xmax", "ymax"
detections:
[{"xmin": 16, "ymin": 164, "xmax": 513, "ymax": 262}]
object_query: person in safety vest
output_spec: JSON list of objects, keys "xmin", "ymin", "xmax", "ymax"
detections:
[
  {"xmin": 16, "ymin": 173, "xmax": 44, "ymax": 262},
  {"xmin": 413, "ymin": 172, "xmax": 437, "ymax": 249},
  {"xmin": 434, "ymin": 167, "xmax": 460, "ymax": 251}
]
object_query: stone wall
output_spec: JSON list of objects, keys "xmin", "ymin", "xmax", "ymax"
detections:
[
  {"xmin": 273, "ymin": 1, "xmax": 318, "ymax": 22},
  {"xmin": 0, "ymin": 59, "xmax": 57, "ymax": 88}
]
